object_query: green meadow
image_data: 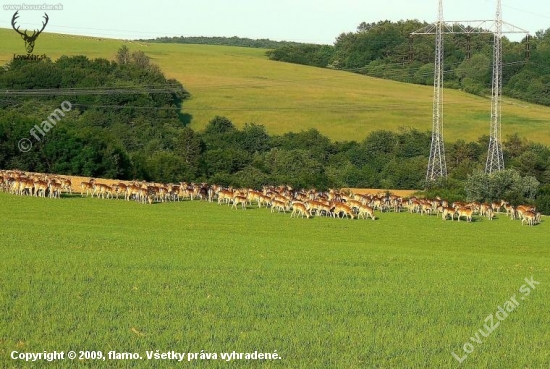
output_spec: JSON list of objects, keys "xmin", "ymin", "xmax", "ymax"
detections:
[
  {"xmin": 0, "ymin": 192, "xmax": 548, "ymax": 368},
  {"xmin": 1, "ymin": 28, "xmax": 550, "ymax": 143}
]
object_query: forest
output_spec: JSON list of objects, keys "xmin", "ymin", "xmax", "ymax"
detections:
[
  {"xmin": 143, "ymin": 36, "xmax": 302, "ymax": 49},
  {"xmin": 0, "ymin": 46, "xmax": 549, "ymax": 213}
]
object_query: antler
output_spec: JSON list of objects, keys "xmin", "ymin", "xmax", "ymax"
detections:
[
  {"xmin": 11, "ymin": 11, "xmax": 49, "ymax": 40},
  {"xmin": 30, "ymin": 13, "xmax": 49, "ymax": 39},
  {"xmin": 11, "ymin": 11, "xmax": 49, "ymax": 53},
  {"xmin": 11, "ymin": 10, "xmax": 26, "ymax": 37}
]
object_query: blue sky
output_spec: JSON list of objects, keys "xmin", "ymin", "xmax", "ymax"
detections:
[{"xmin": 1, "ymin": 0, "xmax": 548, "ymax": 43}]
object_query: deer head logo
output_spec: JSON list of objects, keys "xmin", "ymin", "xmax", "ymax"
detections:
[{"xmin": 11, "ymin": 11, "xmax": 49, "ymax": 54}]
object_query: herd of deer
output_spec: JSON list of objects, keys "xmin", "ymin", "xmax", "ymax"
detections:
[
  {"xmin": 0, "ymin": 170, "xmax": 71, "ymax": 199},
  {"xmin": 0, "ymin": 169, "xmax": 543, "ymax": 226},
  {"xmin": 216, "ymin": 186, "xmax": 380, "ymax": 220},
  {"xmin": 406, "ymin": 197, "xmax": 541, "ymax": 226}
]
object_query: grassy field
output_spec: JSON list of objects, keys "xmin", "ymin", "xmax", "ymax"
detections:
[
  {"xmin": 1, "ymin": 28, "xmax": 550, "ymax": 143},
  {"xmin": 0, "ymin": 192, "xmax": 548, "ymax": 368}
]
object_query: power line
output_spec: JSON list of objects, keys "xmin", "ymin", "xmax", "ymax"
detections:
[
  {"xmin": 0, "ymin": 85, "xmax": 185, "ymax": 96},
  {"xmin": 0, "ymin": 59, "xmax": 530, "ymax": 109},
  {"xmin": 72, "ymin": 103, "xmax": 179, "ymax": 110}
]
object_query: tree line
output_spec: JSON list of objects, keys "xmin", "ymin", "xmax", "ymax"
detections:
[
  {"xmin": 143, "ymin": 36, "xmax": 303, "ymax": 49},
  {"xmin": 266, "ymin": 20, "xmax": 550, "ymax": 107},
  {"xmin": 0, "ymin": 49, "xmax": 549, "ymax": 213}
]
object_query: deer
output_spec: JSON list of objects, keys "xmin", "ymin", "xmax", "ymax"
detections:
[{"xmin": 80, "ymin": 179, "xmax": 95, "ymax": 197}]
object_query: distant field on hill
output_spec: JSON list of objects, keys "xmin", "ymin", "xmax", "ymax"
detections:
[{"xmin": 1, "ymin": 28, "xmax": 550, "ymax": 143}]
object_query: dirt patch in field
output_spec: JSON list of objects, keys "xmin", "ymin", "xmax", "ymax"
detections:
[
  {"xmin": 64, "ymin": 175, "xmax": 133, "ymax": 194},
  {"xmin": 16, "ymin": 171, "xmax": 422, "ymax": 198},
  {"xmin": 52, "ymin": 175, "xmax": 422, "ymax": 198},
  {"xmin": 344, "ymin": 188, "xmax": 421, "ymax": 198},
  {"xmin": 21, "ymin": 173, "xmax": 132, "ymax": 194}
]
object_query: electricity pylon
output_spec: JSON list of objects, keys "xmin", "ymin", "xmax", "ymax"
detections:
[
  {"xmin": 411, "ymin": 0, "xmax": 529, "ymax": 182},
  {"xmin": 425, "ymin": 0, "xmax": 447, "ymax": 182},
  {"xmin": 485, "ymin": 0, "xmax": 504, "ymax": 173}
]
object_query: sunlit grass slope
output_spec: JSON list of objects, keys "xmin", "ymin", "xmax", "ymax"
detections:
[{"xmin": 1, "ymin": 28, "xmax": 550, "ymax": 143}]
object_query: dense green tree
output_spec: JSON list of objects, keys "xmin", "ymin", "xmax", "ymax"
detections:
[
  {"xmin": 265, "ymin": 148, "xmax": 325, "ymax": 189},
  {"xmin": 175, "ymin": 127, "xmax": 203, "ymax": 173},
  {"xmin": 455, "ymin": 54, "xmax": 490, "ymax": 84},
  {"xmin": 465, "ymin": 169, "xmax": 539, "ymax": 204},
  {"xmin": 234, "ymin": 166, "xmax": 270, "ymax": 189},
  {"xmin": 146, "ymin": 36, "xmax": 302, "ymax": 49},
  {"xmin": 203, "ymin": 148, "xmax": 250, "ymax": 176},
  {"xmin": 205, "ymin": 116, "xmax": 237, "ymax": 135},
  {"xmin": 237, "ymin": 123, "xmax": 271, "ymax": 154},
  {"xmin": 145, "ymin": 151, "xmax": 187, "ymax": 183},
  {"xmin": 395, "ymin": 128, "xmax": 431, "ymax": 158},
  {"xmin": 381, "ymin": 156, "xmax": 426, "ymax": 189},
  {"xmin": 266, "ymin": 44, "xmax": 335, "ymax": 68},
  {"xmin": 364, "ymin": 130, "xmax": 397, "ymax": 154},
  {"xmin": 535, "ymin": 184, "xmax": 550, "ymax": 214},
  {"xmin": 116, "ymin": 45, "xmax": 131, "ymax": 65},
  {"xmin": 273, "ymin": 128, "xmax": 332, "ymax": 161}
]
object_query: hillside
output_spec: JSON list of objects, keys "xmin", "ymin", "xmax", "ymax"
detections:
[{"xmin": 1, "ymin": 28, "xmax": 550, "ymax": 144}]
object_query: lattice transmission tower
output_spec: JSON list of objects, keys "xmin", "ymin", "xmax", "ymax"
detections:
[
  {"xmin": 411, "ymin": 0, "xmax": 455, "ymax": 183},
  {"xmin": 486, "ymin": 0, "xmax": 505, "ymax": 173},
  {"xmin": 426, "ymin": 0, "xmax": 447, "ymax": 182},
  {"xmin": 411, "ymin": 0, "xmax": 529, "ymax": 182}
]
